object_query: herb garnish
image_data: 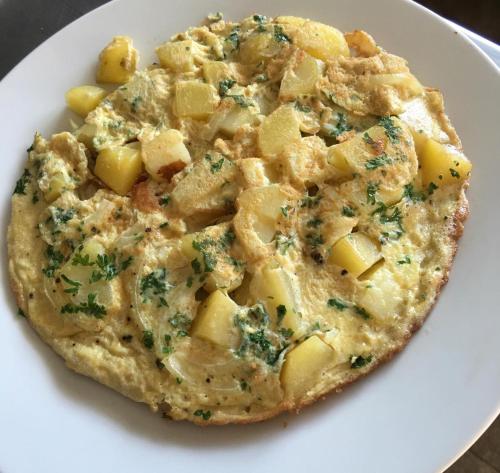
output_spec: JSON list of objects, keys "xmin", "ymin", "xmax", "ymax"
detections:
[
  {"xmin": 13, "ymin": 169, "xmax": 31, "ymax": 195},
  {"xmin": 140, "ymin": 268, "xmax": 170, "ymax": 303},
  {"xmin": 61, "ymin": 293, "xmax": 106, "ymax": 318},
  {"xmin": 378, "ymin": 116, "xmax": 401, "ymax": 144},
  {"xmin": 449, "ymin": 168, "xmax": 460, "ymax": 178},
  {"xmin": 276, "ymin": 304, "xmax": 287, "ymax": 324},
  {"xmin": 42, "ymin": 245, "xmax": 65, "ymax": 278},
  {"xmin": 350, "ymin": 354, "xmax": 373, "ymax": 369},
  {"xmin": 273, "ymin": 25, "xmax": 291, "ymax": 43},
  {"xmin": 397, "ymin": 256, "xmax": 411, "ymax": 265},
  {"xmin": 142, "ymin": 330, "xmax": 154, "ymax": 349},
  {"xmin": 366, "ymin": 182, "xmax": 379, "ymax": 205},
  {"xmin": 275, "ymin": 232, "xmax": 295, "ymax": 255},
  {"xmin": 365, "ymin": 153, "xmax": 392, "ymax": 170},
  {"xmin": 342, "ymin": 206, "xmax": 356, "ymax": 217},
  {"xmin": 327, "ymin": 298, "xmax": 348, "ymax": 311},
  {"xmin": 193, "ymin": 409, "xmax": 212, "ymax": 420},
  {"xmin": 61, "ymin": 274, "xmax": 82, "ymax": 295},
  {"xmin": 307, "ymin": 217, "xmax": 323, "ymax": 228},
  {"xmin": 218, "ymin": 79, "xmax": 236, "ymax": 97}
]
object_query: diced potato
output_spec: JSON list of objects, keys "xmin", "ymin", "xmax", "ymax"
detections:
[
  {"xmin": 329, "ymin": 232, "xmax": 381, "ymax": 278},
  {"xmin": 357, "ymin": 263, "xmax": 403, "ymax": 320},
  {"xmin": 410, "ymin": 128, "xmax": 428, "ymax": 155},
  {"xmin": 44, "ymin": 172, "xmax": 72, "ymax": 203},
  {"xmin": 219, "ymin": 106, "xmax": 258, "ymax": 136},
  {"xmin": 419, "ymin": 138, "xmax": 472, "ymax": 186},
  {"xmin": 280, "ymin": 53, "xmax": 323, "ymax": 99},
  {"xmin": 174, "ymin": 81, "xmax": 219, "ymax": 119},
  {"xmin": 294, "ymin": 20, "xmax": 349, "ymax": 61},
  {"xmin": 249, "ymin": 263, "xmax": 304, "ymax": 338},
  {"xmin": 326, "ymin": 145, "xmax": 353, "ymax": 177},
  {"xmin": 65, "ymin": 85, "xmax": 107, "ymax": 117},
  {"xmin": 141, "ymin": 129, "xmax": 191, "ymax": 181},
  {"xmin": 156, "ymin": 40, "xmax": 198, "ymax": 72},
  {"xmin": 368, "ymin": 73, "xmax": 423, "ymax": 97},
  {"xmin": 239, "ymin": 33, "xmax": 280, "ymax": 64},
  {"xmin": 275, "ymin": 16, "xmax": 307, "ymax": 27},
  {"xmin": 281, "ymin": 335, "xmax": 336, "ymax": 400},
  {"xmin": 96, "ymin": 36, "xmax": 138, "ymax": 84},
  {"xmin": 191, "ymin": 290, "xmax": 240, "ymax": 349},
  {"xmin": 258, "ymin": 105, "xmax": 301, "ymax": 157},
  {"xmin": 203, "ymin": 61, "xmax": 230, "ymax": 85},
  {"xmin": 95, "ymin": 143, "xmax": 143, "ymax": 195},
  {"xmin": 378, "ymin": 186, "xmax": 402, "ymax": 206},
  {"xmin": 74, "ymin": 123, "xmax": 97, "ymax": 150},
  {"xmin": 235, "ymin": 185, "xmax": 289, "ymax": 244}
]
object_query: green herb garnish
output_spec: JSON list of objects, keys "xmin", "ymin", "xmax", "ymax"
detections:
[{"xmin": 61, "ymin": 293, "xmax": 106, "ymax": 318}]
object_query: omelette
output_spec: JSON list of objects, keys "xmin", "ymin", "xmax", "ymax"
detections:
[{"xmin": 8, "ymin": 14, "xmax": 471, "ymax": 424}]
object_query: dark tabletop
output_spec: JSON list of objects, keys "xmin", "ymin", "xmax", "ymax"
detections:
[{"xmin": 0, "ymin": 1, "xmax": 498, "ymax": 472}]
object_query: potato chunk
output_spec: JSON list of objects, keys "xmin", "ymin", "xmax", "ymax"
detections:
[
  {"xmin": 368, "ymin": 73, "xmax": 423, "ymax": 97},
  {"xmin": 239, "ymin": 32, "xmax": 280, "ymax": 64},
  {"xmin": 44, "ymin": 172, "xmax": 73, "ymax": 203},
  {"xmin": 249, "ymin": 263, "xmax": 304, "ymax": 339},
  {"xmin": 357, "ymin": 263, "xmax": 403, "ymax": 320},
  {"xmin": 329, "ymin": 232, "xmax": 381, "ymax": 278},
  {"xmin": 141, "ymin": 129, "xmax": 191, "ymax": 181},
  {"xmin": 65, "ymin": 85, "xmax": 107, "ymax": 117},
  {"xmin": 174, "ymin": 81, "xmax": 219, "ymax": 119},
  {"xmin": 280, "ymin": 52, "xmax": 323, "ymax": 99},
  {"xmin": 281, "ymin": 335, "xmax": 336, "ymax": 400},
  {"xmin": 95, "ymin": 143, "xmax": 143, "ymax": 195},
  {"xmin": 258, "ymin": 105, "xmax": 301, "ymax": 157},
  {"xmin": 218, "ymin": 106, "xmax": 258, "ymax": 136},
  {"xmin": 191, "ymin": 290, "xmax": 240, "ymax": 349},
  {"xmin": 234, "ymin": 185, "xmax": 289, "ymax": 246},
  {"xmin": 96, "ymin": 36, "xmax": 138, "ymax": 84},
  {"xmin": 419, "ymin": 138, "xmax": 472, "ymax": 186},
  {"xmin": 156, "ymin": 40, "xmax": 197, "ymax": 72},
  {"xmin": 294, "ymin": 20, "xmax": 349, "ymax": 61},
  {"xmin": 203, "ymin": 61, "xmax": 230, "ymax": 86}
]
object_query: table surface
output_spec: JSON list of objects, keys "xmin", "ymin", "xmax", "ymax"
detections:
[{"xmin": 0, "ymin": 1, "xmax": 498, "ymax": 472}]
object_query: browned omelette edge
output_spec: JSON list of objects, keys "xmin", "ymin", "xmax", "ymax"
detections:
[{"xmin": 7, "ymin": 183, "xmax": 469, "ymax": 426}]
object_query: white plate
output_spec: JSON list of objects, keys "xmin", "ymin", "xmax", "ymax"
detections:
[{"xmin": 1, "ymin": 1, "xmax": 499, "ymax": 472}]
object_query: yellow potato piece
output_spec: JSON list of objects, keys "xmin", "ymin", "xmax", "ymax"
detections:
[
  {"xmin": 156, "ymin": 40, "xmax": 199, "ymax": 72},
  {"xmin": 239, "ymin": 33, "xmax": 280, "ymax": 65},
  {"xmin": 191, "ymin": 290, "xmax": 240, "ymax": 349},
  {"xmin": 96, "ymin": 36, "xmax": 138, "ymax": 84},
  {"xmin": 43, "ymin": 172, "xmax": 72, "ymax": 203},
  {"xmin": 280, "ymin": 52, "xmax": 323, "ymax": 99},
  {"xmin": 65, "ymin": 85, "xmax": 107, "ymax": 117},
  {"xmin": 174, "ymin": 81, "xmax": 219, "ymax": 119},
  {"xmin": 141, "ymin": 129, "xmax": 191, "ymax": 181},
  {"xmin": 419, "ymin": 138, "xmax": 472, "ymax": 186},
  {"xmin": 203, "ymin": 61, "xmax": 230, "ymax": 86},
  {"xmin": 281, "ymin": 335, "xmax": 336, "ymax": 400},
  {"xmin": 329, "ymin": 232, "xmax": 382, "ymax": 278},
  {"xmin": 294, "ymin": 20, "xmax": 350, "ymax": 61},
  {"xmin": 95, "ymin": 143, "xmax": 143, "ymax": 195},
  {"xmin": 368, "ymin": 72, "xmax": 423, "ymax": 97},
  {"xmin": 258, "ymin": 105, "xmax": 301, "ymax": 157},
  {"xmin": 250, "ymin": 263, "xmax": 304, "ymax": 338}
]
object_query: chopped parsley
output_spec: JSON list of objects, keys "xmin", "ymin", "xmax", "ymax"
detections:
[
  {"xmin": 353, "ymin": 305, "xmax": 371, "ymax": 320},
  {"xmin": 130, "ymin": 96, "xmax": 142, "ymax": 113},
  {"xmin": 307, "ymin": 217, "xmax": 323, "ymax": 228},
  {"xmin": 71, "ymin": 252, "xmax": 93, "ymax": 266},
  {"xmin": 159, "ymin": 195, "xmax": 170, "ymax": 206},
  {"xmin": 226, "ymin": 94, "xmax": 252, "ymax": 107},
  {"xmin": 90, "ymin": 254, "xmax": 132, "ymax": 283},
  {"xmin": 253, "ymin": 14, "xmax": 267, "ymax": 32},
  {"xmin": 327, "ymin": 298, "xmax": 348, "ymax": 311},
  {"xmin": 366, "ymin": 182, "xmax": 379, "ymax": 205},
  {"xmin": 365, "ymin": 153, "xmax": 392, "ymax": 170},
  {"xmin": 17, "ymin": 308, "xmax": 26, "ymax": 318},
  {"xmin": 191, "ymin": 258, "xmax": 202, "ymax": 274},
  {"xmin": 275, "ymin": 232, "xmax": 295, "ymax": 255},
  {"xmin": 193, "ymin": 409, "xmax": 212, "ymax": 420},
  {"xmin": 140, "ymin": 268, "xmax": 170, "ymax": 302},
  {"xmin": 397, "ymin": 255, "xmax": 411, "ymax": 265},
  {"xmin": 169, "ymin": 312, "xmax": 191, "ymax": 336},
  {"xmin": 13, "ymin": 169, "xmax": 31, "ymax": 195},
  {"xmin": 273, "ymin": 25, "xmax": 291, "ymax": 43},
  {"xmin": 142, "ymin": 330, "xmax": 154, "ymax": 349},
  {"xmin": 61, "ymin": 293, "xmax": 106, "ymax": 318},
  {"xmin": 363, "ymin": 132, "xmax": 375, "ymax": 145},
  {"xmin": 218, "ymin": 79, "xmax": 236, "ymax": 97},
  {"xmin": 403, "ymin": 184, "xmax": 425, "ymax": 202},
  {"xmin": 427, "ymin": 182, "xmax": 439, "ymax": 195},
  {"xmin": 42, "ymin": 245, "xmax": 65, "ymax": 278},
  {"xmin": 305, "ymin": 233, "xmax": 324, "ymax": 248},
  {"xmin": 330, "ymin": 112, "xmax": 352, "ymax": 138},
  {"xmin": 301, "ymin": 195, "xmax": 322, "ymax": 209},
  {"xmin": 295, "ymin": 101, "xmax": 311, "ymax": 113},
  {"xmin": 449, "ymin": 168, "xmax": 460, "ymax": 178},
  {"xmin": 225, "ymin": 27, "xmax": 240, "ymax": 51},
  {"xmin": 280, "ymin": 205, "xmax": 292, "ymax": 217},
  {"xmin": 342, "ymin": 206, "xmax": 356, "ymax": 217},
  {"xmin": 378, "ymin": 116, "xmax": 401, "ymax": 144},
  {"xmin": 61, "ymin": 274, "xmax": 81, "ymax": 295},
  {"xmin": 350, "ymin": 354, "xmax": 373, "ymax": 369},
  {"xmin": 279, "ymin": 328, "xmax": 294, "ymax": 338},
  {"xmin": 210, "ymin": 158, "xmax": 225, "ymax": 173}
]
